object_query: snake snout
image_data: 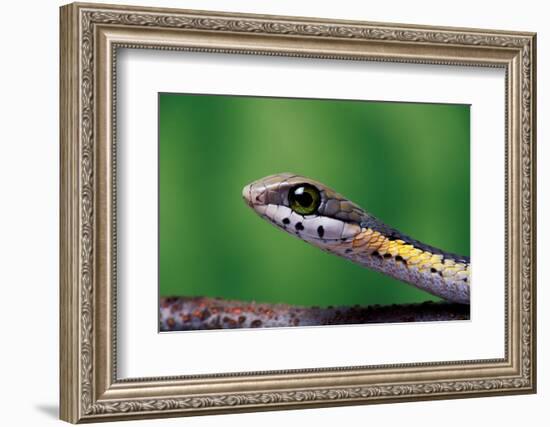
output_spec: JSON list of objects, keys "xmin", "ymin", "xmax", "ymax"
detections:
[
  {"xmin": 242, "ymin": 184, "xmax": 251, "ymax": 206},
  {"xmin": 242, "ymin": 183, "xmax": 266, "ymax": 208}
]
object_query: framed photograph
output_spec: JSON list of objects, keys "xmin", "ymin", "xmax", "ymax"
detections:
[{"xmin": 60, "ymin": 2, "xmax": 537, "ymax": 423}]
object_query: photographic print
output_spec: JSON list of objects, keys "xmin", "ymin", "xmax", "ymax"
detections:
[{"xmin": 159, "ymin": 94, "xmax": 470, "ymax": 331}]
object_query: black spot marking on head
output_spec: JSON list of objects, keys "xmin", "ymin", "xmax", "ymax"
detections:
[
  {"xmin": 317, "ymin": 225, "xmax": 324, "ymax": 238},
  {"xmin": 396, "ymin": 255, "xmax": 405, "ymax": 263},
  {"xmin": 282, "ymin": 218, "xmax": 290, "ymax": 225},
  {"xmin": 295, "ymin": 222, "xmax": 304, "ymax": 231}
]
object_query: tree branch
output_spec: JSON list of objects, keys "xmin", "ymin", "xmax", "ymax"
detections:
[{"xmin": 160, "ymin": 296, "xmax": 469, "ymax": 331}]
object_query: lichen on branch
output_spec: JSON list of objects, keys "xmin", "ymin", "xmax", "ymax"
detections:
[{"xmin": 160, "ymin": 296, "xmax": 469, "ymax": 332}]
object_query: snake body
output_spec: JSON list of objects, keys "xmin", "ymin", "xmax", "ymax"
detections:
[{"xmin": 242, "ymin": 173, "xmax": 470, "ymax": 304}]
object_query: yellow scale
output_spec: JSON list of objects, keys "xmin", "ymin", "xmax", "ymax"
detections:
[{"xmin": 349, "ymin": 228, "xmax": 470, "ymax": 279}]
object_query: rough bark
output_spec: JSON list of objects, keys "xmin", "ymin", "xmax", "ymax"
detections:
[{"xmin": 160, "ymin": 296, "xmax": 469, "ymax": 332}]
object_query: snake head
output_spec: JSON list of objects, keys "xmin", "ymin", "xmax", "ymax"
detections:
[{"xmin": 242, "ymin": 173, "xmax": 363, "ymax": 244}]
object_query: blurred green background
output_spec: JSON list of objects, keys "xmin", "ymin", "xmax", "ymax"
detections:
[{"xmin": 159, "ymin": 93, "xmax": 470, "ymax": 306}]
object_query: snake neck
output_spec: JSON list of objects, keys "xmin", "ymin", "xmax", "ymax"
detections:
[{"xmin": 325, "ymin": 227, "xmax": 470, "ymax": 304}]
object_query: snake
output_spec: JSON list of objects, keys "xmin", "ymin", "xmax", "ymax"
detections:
[{"xmin": 242, "ymin": 173, "xmax": 470, "ymax": 304}]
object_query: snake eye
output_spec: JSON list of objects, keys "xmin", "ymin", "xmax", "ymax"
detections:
[{"xmin": 288, "ymin": 184, "xmax": 321, "ymax": 215}]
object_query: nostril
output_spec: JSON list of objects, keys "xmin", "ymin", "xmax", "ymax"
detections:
[{"xmin": 254, "ymin": 191, "xmax": 266, "ymax": 205}]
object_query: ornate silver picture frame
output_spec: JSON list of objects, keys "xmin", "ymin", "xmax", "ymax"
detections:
[{"xmin": 60, "ymin": 2, "xmax": 536, "ymax": 423}]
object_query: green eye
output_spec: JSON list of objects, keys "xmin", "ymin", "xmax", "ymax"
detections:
[{"xmin": 289, "ymin": 184, "xmax": 321, "ymax": 215}]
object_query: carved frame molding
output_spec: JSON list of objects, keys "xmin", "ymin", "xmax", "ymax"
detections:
[{"xmin": 60, "ymin": 2, "xmax": 536, "ymax": 423}]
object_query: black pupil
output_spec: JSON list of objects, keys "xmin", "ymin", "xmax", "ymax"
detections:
[
  {"xmin": 294, "ymin": 188, "xmax": 313, "ymax": 207},
  {"xmin": 289, "ymin": 184, "xmax": 320, "ymax": 214}
]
